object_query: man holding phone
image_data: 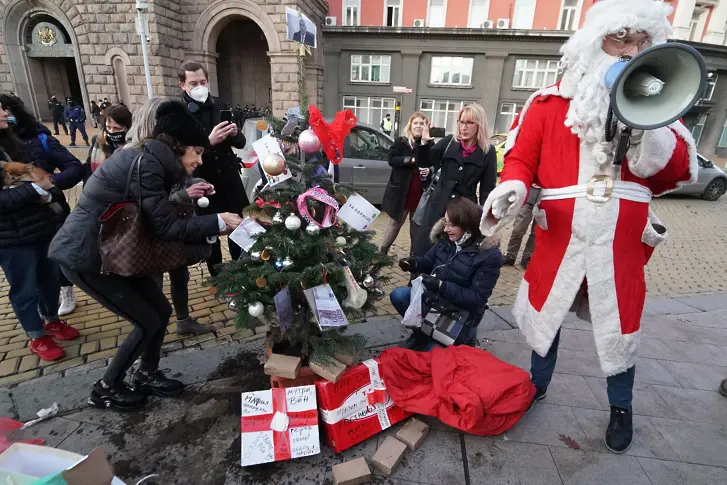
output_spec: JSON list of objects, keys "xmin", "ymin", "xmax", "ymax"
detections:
[{"xmin": 178, "ymin": 60, "xmax": 249, "ymax": 277}]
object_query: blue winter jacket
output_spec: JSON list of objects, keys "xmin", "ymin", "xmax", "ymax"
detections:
[
  {"xmin": 414, "ymin": 219, "xmax": 503, "ymax": 323},
  {"xmin": 64, "ymin": 105, "xmax": 86, "ymax": 123},
  {"xmin": 22, "ymin": 124, "xmax": 83, "ymax": 190}
]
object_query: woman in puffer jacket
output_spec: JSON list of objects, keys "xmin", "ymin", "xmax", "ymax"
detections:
[{"xmin": 392, "ymin": 197, "xmax": 503, "ymax": 351}]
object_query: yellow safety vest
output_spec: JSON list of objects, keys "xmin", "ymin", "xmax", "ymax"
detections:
[{"xmin": 383, "ymin": 119, "xmax": 392, "ymax": 131}]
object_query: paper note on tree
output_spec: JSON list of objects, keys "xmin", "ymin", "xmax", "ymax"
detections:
[{"xmin": 336, "ymin": 193, "xmax": 380, "ymax": 231}]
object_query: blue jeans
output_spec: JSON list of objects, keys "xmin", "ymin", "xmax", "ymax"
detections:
[
  {"xmin": 0, "ymin": 242, "xmax": 61, "ymax": 338},
  {"xmin": 530, "ymin": 329, "xmax": 636, "ymax": 409},
  {"xmin": 390, "ymin": 286, "xmax": 478, "ymax": 347}
]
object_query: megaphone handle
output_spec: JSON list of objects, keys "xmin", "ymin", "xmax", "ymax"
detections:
[{"xmin": 613, "ymin": 127, "xmax": 632, "ymax": 166}]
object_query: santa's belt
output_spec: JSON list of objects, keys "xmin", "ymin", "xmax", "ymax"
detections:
[{"xmin": 539, "ymin": 176, "xmax": 652, "ymax": 204}]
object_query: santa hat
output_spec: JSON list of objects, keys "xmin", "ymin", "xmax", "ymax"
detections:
[
  {"xmin": 153, "ymin": 100, "xmax": 209, "ymax": 147},
  {"xmin": 559, "ymin": 0, "xmax": 672, "ymax": 97}
]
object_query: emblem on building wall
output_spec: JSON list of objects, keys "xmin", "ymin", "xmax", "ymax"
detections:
[{"xmin": 36, "ymin": 26, "xmax": 57, "ymax": 47}]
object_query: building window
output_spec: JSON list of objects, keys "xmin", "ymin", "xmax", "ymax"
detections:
[
  {"xmin": 558, "ymin": 0, "xmax": 580, "ymax": 31},
  {"xmin": 719, "ymin": 121, "xmax": 727, "ymax": 148},
  {"xmin": 468, "ymin": 0, "xmax": 489, "ymax": 28},
  {"xmin": 343, "ymin": 96, "xmax": 396, "ymax": 127},
  {"xmin": 513, "ymin": 0, "xmax": 536, "ymax": 29},
  {"xmin": 495, "ymin": 102, "xmax": 524, "ymax": 134},
  {"xmin": 428, "ymin": 0, "xmax": 447, "ymax": 27},
  {"xmin": 385, "ymin": 0, "xmax": 402, "ymax": 27},
  {"xmin": 691, "ymin": 114, "xmax": 707, "ymax": 146},
  {"xmin": 513, "ymin": 59, "xmax": 560, "ymax": 89},
  {"xmin": 430, "ymin": 56, "xmax": 474, "ymax": 86},
  {"xmin": 419, "ymin": 99, "xmax": 473, "ymax": 134},
  {"xmin": 704, "ymin": 73, "xmax": 718, "ymax": 101},
  {"xmin": 350, "ymin": 54, "xmax": 391, "ymax": 83},
  {"xmin": 344, "ymin": 0, "xmax": 361, "ymax": 26}
]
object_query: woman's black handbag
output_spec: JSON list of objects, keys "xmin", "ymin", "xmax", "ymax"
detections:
[{"xmin": 412, "ymin": 136, "xmax": 454, "ymax": 226}]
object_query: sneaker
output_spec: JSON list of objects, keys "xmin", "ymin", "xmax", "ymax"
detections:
[
  {"xmin": 502, "ymin": 254, "xmax": 516, "ymax": 266},
  {"xmin": 89, "ymin": 380, "xmax": 148, "ymax": 411},
  {"xmin": 58, "ymin": 286, "xmax": 77, "ymax": 316},
  {"xmin": 720, "ymin": 378, "xmax": 727, "ymax": 397},
  {"xmin": 605, "ymin": 406, "xmax": 633, "ymax": 453},
  {"xmin": 43, "ymin": 320, "xmax": 80, "ymax": 340},
  {"xmin": 176, "ymin": 317, "xmax": 214, "ymax": 335},
  {"xmin": 29, "ymin": 336, "xmax": 64, "ymax": 361},
  {"xmin": 526, "ymin": 387, "xmax": 548, "ymax": 413},
  {"xmin": 132, "ymin": 369, "xmax": 185, "ymax": 397}
]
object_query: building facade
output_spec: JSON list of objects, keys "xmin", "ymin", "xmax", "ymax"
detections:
[{"xmin": 0, "ymin": 0, "xmax": 327, "ymax": 120}]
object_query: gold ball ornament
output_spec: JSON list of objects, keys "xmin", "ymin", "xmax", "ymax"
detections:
[
  {"xmin": 262, "ymin": 153, "xmax": 286, "ymax": 177},
  {"xmin": 255, "ymin": 120, "xmax": 269, "ymax": 131},
  {"xmin": 255, "ymin": 277, "xmax": 268, "ymax": 288},
  {"xmin": 260, "ymin": 248, "xmax": 271, "ymax": 261}
]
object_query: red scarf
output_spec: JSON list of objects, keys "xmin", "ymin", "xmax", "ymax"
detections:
[{"xmin": 461, "ymin": 141, "xmax": 477, "ymax": 158}]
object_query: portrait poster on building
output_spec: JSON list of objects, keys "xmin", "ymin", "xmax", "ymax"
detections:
[{"xmin": 285, "ymin": 8, "xmax": 317, "ymax": 48}]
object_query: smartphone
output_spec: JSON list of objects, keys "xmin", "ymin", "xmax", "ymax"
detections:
[
  {"xmin": 219, "ymin": 110, "xmax": 233, "ymax": 124},
  {"xmin": 429, "ymin": 127, "xmax": 446, "ymax": 138}
]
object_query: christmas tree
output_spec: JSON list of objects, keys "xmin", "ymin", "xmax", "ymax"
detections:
[{"xmin": 211, "ymin": 54, "xmax": 394, "ymax": 366}]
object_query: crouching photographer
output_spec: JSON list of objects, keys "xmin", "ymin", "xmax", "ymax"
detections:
[{"xmin": 391, "ymin": 197, "xmax": 503, "ymax": 351}]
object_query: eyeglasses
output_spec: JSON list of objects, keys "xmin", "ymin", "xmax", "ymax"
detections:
[
  {"xmin": 458, "ymin": 120, "xmax": 477, "ymax": 127},
  {"xmin": 442, "ymin": 219, "xmax": 458, "ymax": 228},
  {"xmin": 605, "ymin": 35, "xmax": 652, "ymax": 55}
]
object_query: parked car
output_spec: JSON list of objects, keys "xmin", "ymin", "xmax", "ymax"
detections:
[{"xmin": 671, "ymin": 153, "xmax": 726, "ymax": 201}]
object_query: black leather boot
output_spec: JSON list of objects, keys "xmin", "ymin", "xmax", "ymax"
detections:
[
  {"xmin": 605, "ymin": 406, "xmax": 633, "ymax": 453},
  {"xmin": 89, "ymin": 380, "xmax": 148, "ymax": 411},
  {"xmin": 132, "ymin": 369, "xmax": 185, "ymax": 397}
]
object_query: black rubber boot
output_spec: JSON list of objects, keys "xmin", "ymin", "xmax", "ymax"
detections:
[
  {"xmin": 526, "ymin": 387, "xmax": 548, "ymax": 413},
  {"xmin": 132, "ymin": 369, "xmax": 185, "ymax": 397},
  {"xmin": 605, "ymin": 406, "xmax": 633, "ymax": 453},
  {"xmin": 89, "ymin": 380, "xmax": 148, "ymax": 411},
  {"xmin": 502, "ymin": 254, "xmax": 516, "ymax": 266}
]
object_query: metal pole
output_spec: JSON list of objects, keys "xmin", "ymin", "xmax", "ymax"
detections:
[{"xmin": 137, "ymin": 8, "xmax": 153, "ymax": 99}]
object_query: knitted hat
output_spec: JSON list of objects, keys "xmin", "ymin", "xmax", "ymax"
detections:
[{"xmin": 153, "ymin": 100, "xmax": 209, "ymax": 147}]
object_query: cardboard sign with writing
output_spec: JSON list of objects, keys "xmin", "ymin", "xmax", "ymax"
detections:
[
  {"xmin": 229, "ymin": 217, "xmax": 266, "ymax": 252},
  {"xmin": 336, "ymin": 194, "xmax": 380, "ymax": 231}
]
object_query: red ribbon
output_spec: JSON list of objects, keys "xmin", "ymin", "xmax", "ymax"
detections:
[
  {"xmin": 366, "ymin": 388, "xmax": 387, "ymax": 406},
  {"xmin": 255, "ymin": 197, "xmax": 281, "ymax": 209},
  {"xmin": 309, "ymin": 105, "xmax": 356, "ymax": 165},
  {"xmin": 240, "ymin": 389, "xmax": 318, "ymax": 461}
]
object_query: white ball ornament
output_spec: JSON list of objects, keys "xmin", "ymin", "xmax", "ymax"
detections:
[
  {"xmin": 335, "ymin": 236, "xmax": 347, "ymax": 247},
  {"xmin": 248, "ymin": 301, "xmax": 264, "ymax": 317},
  {"xmin": 285, "ymin": 213, "xmax": 302, "ymax": 231},
  {"xmin": 197, "ymin": 197, "xmax": 209, "ymax": 208}
]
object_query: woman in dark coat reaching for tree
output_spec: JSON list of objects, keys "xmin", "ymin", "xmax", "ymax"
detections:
[{"xmin": 412, "ymin": 103, "xmax": 497, "ymax": 257}]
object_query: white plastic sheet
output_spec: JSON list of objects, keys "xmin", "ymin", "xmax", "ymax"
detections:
[{"xmin": 401, "ymin": 276, "xmax": 424, "ymax": 328}]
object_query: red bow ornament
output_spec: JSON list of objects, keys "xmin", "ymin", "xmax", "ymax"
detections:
[{"xmin": 308, "ymin": 105, "xmax": 357, "ymax": 165}]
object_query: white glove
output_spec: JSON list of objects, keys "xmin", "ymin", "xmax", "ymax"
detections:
[{"xmin": 480, "ymin": 180, "xmax": 528, "ymax": 237}]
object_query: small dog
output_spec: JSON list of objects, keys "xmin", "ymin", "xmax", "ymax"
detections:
[{"xmin": 0, "ymin": 160, "xmax": 63, "ymax": 214}]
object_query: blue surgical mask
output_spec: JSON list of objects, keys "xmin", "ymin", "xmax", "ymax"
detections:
[{"xmin": 7, "ymin": 116, "xmax": 16, "ymax": 125}]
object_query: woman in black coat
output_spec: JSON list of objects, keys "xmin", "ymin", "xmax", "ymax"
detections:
[
  {"xmin": 380, "ymin": 112, "xmax": 432, "ymax": 255},
  {"xmin": 49, "ymin": 101, "xmax": 242, "ymax": 411},
  {"xmin": 0, "ymin": 95, "xmax": 83, "ymax": 363},
  {"xmin": 412, "ymin": 103, "xmax": 497, "ymax": 257},
  {"xmin": 392, "ymin": 197, "xmax": 503, "ymax": 351}
]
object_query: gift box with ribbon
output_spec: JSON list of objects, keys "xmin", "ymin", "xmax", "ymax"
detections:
[
  {"xmin": 240, "ymin": 385, "xmax": 320, "ymax": 467},
  {"xmin": 316, "ymin": 359, "xmax": 412, "ymax": 453}
]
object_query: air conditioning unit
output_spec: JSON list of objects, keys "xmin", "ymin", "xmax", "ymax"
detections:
[
  {"xmin": 482, "ymin": 20, "xmax": 495, "ymax": 29},
  {"xmin": 496, "ymin": 18, "xmax": 510, "ymax": 29},
  {"xmin": 413, "ymin": 18, "xmax": 425, "ymax": 27},
  {"xmin": 325, "ymin": 16, "xmax": 337, "ymax": 26}
]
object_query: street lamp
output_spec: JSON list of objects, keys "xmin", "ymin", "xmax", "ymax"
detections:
[{"xmin": 136, "ymin": 1, "xmax": 153, "ymax": 100}]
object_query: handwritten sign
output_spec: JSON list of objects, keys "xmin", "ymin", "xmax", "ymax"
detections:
[
  {"xmin": 336, "ymin": 193, "xmax": 380, "ymax": 231},
  {"xmin": 241, "ymin": 385, "xmax": 320, "ymax": 466}
]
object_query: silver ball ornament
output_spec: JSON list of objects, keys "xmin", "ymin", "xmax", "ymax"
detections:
[
  {"xmin": 248, "ymin": 301, "xmax": 264, "ymax": 317},
  {"xmin": 305, "ymin": 222, "xmax": 320, "ymax": 236},
  {"xmin": 285, "ymin": 213, "xmax": 302, "ymax": 230},
  {"xmin": 197, "ymin": 196, "xmax": 209, "ymax": 208},
  {"xmin": 335, "ymin": 236, "xmax": 347, "ymax": 247},
  {"xmin": 282, "ymin": 256, "xmax": 294, "ymax": 269},
  {"xmin": 363, "ymin": 275, "xmax": 374, "ymax": 288},
  {"xmin": 250, "ymin": 251, "xmax": 261, "ymax": 260},
  {"xmin": 274, "ymin": 258, "xmax": 284, "ymax": 271},
  {"xmin": 272, "ymin": 211, "xmax": 284, "ymax": 224},
  {"xmin": 228, "ymin": 299, "xmax": 237, "ymax": 310}
]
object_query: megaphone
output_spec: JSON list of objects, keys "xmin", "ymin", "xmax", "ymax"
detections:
[{"xmin": 604, "ymin": 42, "xmax": 707, "ymax": 130}]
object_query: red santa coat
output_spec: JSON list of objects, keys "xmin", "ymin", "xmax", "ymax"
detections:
[{"xmin": 502, "ymin": 84, "xmax": 696, "ymax": 376}]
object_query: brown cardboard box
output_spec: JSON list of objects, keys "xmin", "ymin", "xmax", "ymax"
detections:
[
  {"xmin": 310, "ymin": 358, "xmax": 347, "ymax": 383},
  {"xmin": 371, "ymin": 436, "xmax": 407, "ymax": 476},
  {"xmin": 395, "ymin": 418, "xmax": 430, "ymax": 451},
  {"xmin": 331, "ymin": 457, "xmax": 372, "ymax": 485},
  {"xmin": 263, "ymin": 353, "xmax": 301, "ymax": 379}
]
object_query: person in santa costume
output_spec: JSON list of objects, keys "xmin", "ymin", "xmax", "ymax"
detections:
[{"xmin": 480, "ymin": 0, "xmax": 697, "ymax": 453}]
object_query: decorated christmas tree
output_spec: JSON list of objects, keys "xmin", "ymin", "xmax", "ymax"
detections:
[{"xmin": 211, "ymin": 55, "xmax": 394, "ymax": 366}]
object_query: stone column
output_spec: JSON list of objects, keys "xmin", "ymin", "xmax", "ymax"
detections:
[
  {"xmin": 322, "ymin": 47, "xmax": 341, "ymax": 117},
  {"xmin": 481, "ymin": 53, "xmax": 508, "ymax": 129},
  {"xmin": 672, "ymin": 0, "xmax": 698, "ymax": 40},
  {"xmin": 703, "ymin": 1, "xmax": 727, "ymax": 45},
  {"xmin": 400, "ymin": 51, "xmax": 422, "ymax": 117},
  {"xmin": 268, "ymin": 52, "xmax": 302, "ymax": 116},
  {"xmin": 306, "ymin": 64, "xmax": 325, "ymax": 108},
  {"xmin": 185, "ymin": 51, "xmax": 220, "ymax": 95}
]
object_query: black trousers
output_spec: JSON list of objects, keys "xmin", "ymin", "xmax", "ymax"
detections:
[
  {"xmin": 152, "ymin": 266, "xmax": 190, "ymax": 320},
  {"xmin": 62, "ymin": 268, "xmax": 171, "ymax": 387},
  {"xmin": 53, "ymin": 117, "xmax": 68, "ymax": 135},
  {"xmin": 206, "ymin": 236, "xmax": 241, "ymax": 277}
]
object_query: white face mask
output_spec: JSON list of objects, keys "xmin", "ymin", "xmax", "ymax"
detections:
[{"xmin": 188, "ymin": 85, "xmax": 209, "ymax": 103}]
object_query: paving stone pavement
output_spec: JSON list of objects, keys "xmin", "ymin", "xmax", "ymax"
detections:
[
  {"xmin": 0, "ymin": 125, "xmax": 725, "ymax": 386},
  {"xmin": 1, "ymin": 293, "xmax": 727, "ymax": 484}
]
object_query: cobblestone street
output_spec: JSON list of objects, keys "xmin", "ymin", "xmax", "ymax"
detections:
[{"xmin": 0, "ymin": 133, "xmax": 725, "ymax": 386}]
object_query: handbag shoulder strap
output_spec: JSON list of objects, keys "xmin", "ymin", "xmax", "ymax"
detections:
[{"xmin": 123, "ymin": 154, "xmax": 144, "ymax": 206}]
